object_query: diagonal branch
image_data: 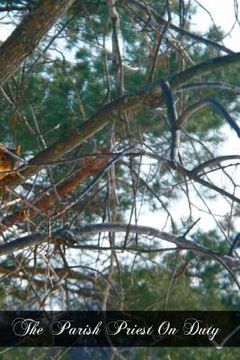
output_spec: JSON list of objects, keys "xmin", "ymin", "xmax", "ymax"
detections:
[
  {"xmin": 2, "ymin": 156, "xmax": 108, "ymax": 227},
  {"xmin": 0, "ymin": 52, "xmax": 239, "ymax": 196},
  {"xmin": 173, "ymin": 163, "xmax": 240, "ymax": 205}
]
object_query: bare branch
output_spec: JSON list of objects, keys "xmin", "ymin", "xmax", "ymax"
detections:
[
  {"xmin": 128, "ymin": 0, "xmax": 234, "ymax": 54},
  {"xmin": 191, "ymin": 155, "xmax": 240, "ymax": 175},
  {"xmin": 1, "ymin": 224, "xmax": 240, "ymax": 269},
  {"xmin": 167, "ymin": 161, "xmax": 240, "ymax": 205}
]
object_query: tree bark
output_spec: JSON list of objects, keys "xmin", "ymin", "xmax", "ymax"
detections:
[
  {"xmin": 3, "ymin": 156, "xmax": 107, "ymax": 227},
  {"xmin": 0, "ymin": 0, "xmax": 75, "ymax": 86}
]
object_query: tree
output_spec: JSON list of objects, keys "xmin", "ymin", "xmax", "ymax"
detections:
[{"xmin": 0, "ymin": 0, "xmax": 240, "ymax": 357}]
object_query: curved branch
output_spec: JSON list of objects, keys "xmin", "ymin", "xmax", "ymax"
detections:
[
  {"xmin": 203, "ymin": 97, "xmax": 240, "ymax": 137},
  {"xmin": 1, "ymin": 224, "xmax": 240, "ymax": 270},
  {"xmin": 176, "ymin": 81, "xmax": 240, "ymax": 93},
  {"xmin": 176, "ymin": 97, "xmax": 240, "ymax": 137},
  {"xmin": 70, "ymin": 223, "xmax": 240, "ymax": 288},
  {"xmin": 169, "ymin": 53, "xmax": 240, "ymax": 89},
  {"xmin": 191, "ymin": 155, "xmax": 240, "ymax": 175},
  {"xmin": 176, "ymin": 100, "xmax": 208, "ymax": 128}
]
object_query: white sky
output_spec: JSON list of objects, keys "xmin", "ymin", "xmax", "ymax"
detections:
[
  {"xmin": 0, "ymin": 23, "xmax": 13, "ymax": 42},
  {"xmin": 191, "ymin": 0, "xmax": 240, "ymax": 51}
]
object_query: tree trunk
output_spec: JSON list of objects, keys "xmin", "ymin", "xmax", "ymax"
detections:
[{"xmin": 0, "ymin": 0, "xmax": 75, "ymax": 86}]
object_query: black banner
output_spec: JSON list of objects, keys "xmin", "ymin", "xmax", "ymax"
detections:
[{"xmin": 0, "ymin": 311, "xmax": 240, "ymax": 347}]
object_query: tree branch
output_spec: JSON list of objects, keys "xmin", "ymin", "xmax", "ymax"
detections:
[
  {"xmin": 0, "ymin": 52, "xmax": 240, "ymax": 195},
  {"xmin": 1, "ymin": 224, "xmax": 240, "ymax": 270},
  {"xmin": 190, "ymin": 155, "xmax": 240, "ymax": 175},
  {"xmin": 2, "ymin": 155, "xmax": 108, "ymax": 227},
  {"xmin": 167, "ymin": 161, "xmax": 240, "ymax": 205},
  {"xmin": 0, "ymin": 265, "xmax": 96, "ymax": 283}
]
